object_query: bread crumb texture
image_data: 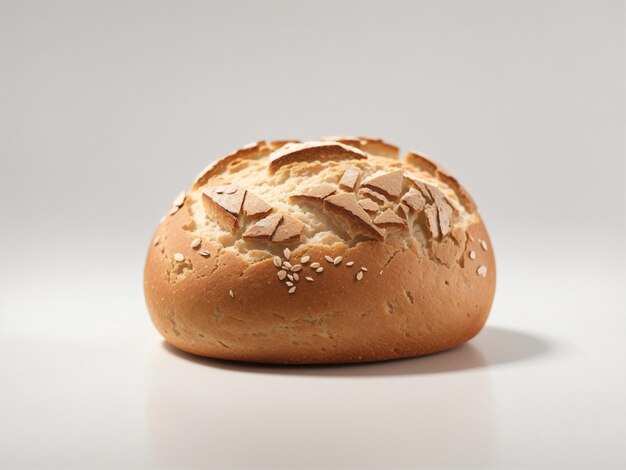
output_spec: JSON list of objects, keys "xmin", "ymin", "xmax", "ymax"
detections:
[{"xmin": 144, "ymin": 137, "xmax": 496, "ymax": 363}]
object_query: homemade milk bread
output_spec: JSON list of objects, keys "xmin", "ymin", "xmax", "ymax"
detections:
[{"xmin": 144, "ymin": 137, "xmax": 496, "ymax": 364}]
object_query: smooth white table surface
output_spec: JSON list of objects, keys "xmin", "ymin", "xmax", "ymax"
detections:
[{"xmin": 1, "ymin": 240, "xmax": 625, "ymax": 470}]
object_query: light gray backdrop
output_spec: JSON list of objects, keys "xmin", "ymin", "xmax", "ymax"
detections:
[
  {"xmin": 2, "ymin": 0, "xmax": 624, "ymax": 334},
  {"xmin": 1, "ymin": 1, "xmax": 624, "ymax": 468}
]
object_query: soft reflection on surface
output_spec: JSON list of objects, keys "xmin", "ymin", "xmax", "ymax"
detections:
[{"xmin": 145, "ymin": 328, "xmax": 549, "ymax": 468}]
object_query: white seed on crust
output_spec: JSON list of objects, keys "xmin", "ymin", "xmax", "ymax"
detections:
[
  {"xmin": 153, "ymin": 236, "xmax": 160, "ymax": 246},
  {"xmin": 224, "ymin": 186, "xmax": 237, "ymax": 195},
  {"xmin": 346, "ymin": 261, "xmax": 354, "ymax": 267},
  {"xmin": 283, "ymin": 261, "xmax": 292, "ymax": 269},
  {"xmin": 273, "ymin": 256, "xmax": 282, "ymax": 268},
  {"xmin": 278, "ymin": 270, "xmax": 287, "ymax": 280},
  {"xmin": 169, "ymin": 205, "xmax": 180, "ymax": 216},
  {"xmin": 199, "ymin": 250, "xmax": 210, "ymax": 257},
  {"xmin": 325, "ymin": 255, "xmax": 334, "ymax": 263},
  {"xmin": 361, "ymin": 267, "xmax": 368, "ymax": 272},
  {"xmin": 291, "ymin": 264, "xmax": 302, "ymax": 272},
  {"xmin": 333, "ymin": 256, "xmax": 342, "ymax": 265},
  {"xmin": 469, "ymin": 250, "xmax": 476, "ymax": 260},
  {"xmin": 293, "ymin": 273, "xmax": 299, "ymax": 281},
  {"xmin": 480, "ymin": 240, "xmax": 488, "ymax": 251},
  {"xmin": 316, "ymin": 267, "xmax": 324, "ymax": 273},
  {"xmin": 310, "ymin": 262, "xmax": 320, "ymax": 269},
  {"xmin": 229, "ymin": 289, "xmax": 234, "ymax": 298},
  {"xmin": 356, "ymin": 271, "xmax": 364, "ymax": 281},
  {"xmin": 173, "ymin": 253, "xmax": 185, "ymax": 262},
  {"xmin": 191, "ymin": 238, "xmax": 201, "ymax": 249},
  {"xmin": 287, "ymin": 274, "xmax": 294, "ymax": 281},
  {"xmin": 288, "ymin": 286, "xmax": 296, "ymax": 294},
  {"xmin": 477, "ymin": 265, "xmax": 488, "ymax": 277},
  {"xmin": 300, "ymin": 256, "xmax": 310, "ymax": 264},
  {"xmin": 283, "ymin": 248, "xmax": 291, "ymax": 260},
  {"xmin": 379, "ymin": 271, "xmax": 383, "ymax": 275},
  {"xmin": 306, "ymin": 276, "xmax": 314, "ymax": 282},
  {"xmin": 286, "ymin": 281, "xmax": 294, "ymax": 287}
]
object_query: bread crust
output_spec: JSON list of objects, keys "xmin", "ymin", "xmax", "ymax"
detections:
[{"xmin": 145, "ymin": 138, "xmax": 496, "ymax": 364}]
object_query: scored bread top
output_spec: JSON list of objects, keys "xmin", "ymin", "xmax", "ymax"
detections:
[{"xmin": 162, "ymin": 137, "xmax": 478, "ymax": 264}]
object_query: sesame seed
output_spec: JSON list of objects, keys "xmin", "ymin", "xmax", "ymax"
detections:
[
  {"xmin": 306, "ymin": 276, "xmax": 314, "ymax": 282},
  {"xmin": 169, "ymin": 206, "xmax": 180, "ymax": 216},
  {"xmin": 224, "ymin": 186, "xmax": 237, "ymax": 194},
  {"xmin": 153, "ymin": 236, "xmax": 160, "ymax": 246},
  {"xmin": 316, "ymin": 267, "xmax": 324, "ymax": 273},
  {"xmin": 199, "ymin": 250, "xmax": 210, "ymax": 257},
  {"xmin": 287, "ymin": 274, "xmax": 293, "ymax": 281},
  {"xmin": 356, "ymin": 271, "xmax": 364, "ymax": 281},
  {"xmin": 293, "ymin": 273, "xmax": 299, "ymax": 281},
  {"xmin": 300, "ymin": 256, "xmax": 310, "ymax": 264},
  {"xmin": 379, "ymin": 271, "xmax": 383, "ymax": 275},
  {"xmin": 477, "ymin": 265, "xmax": 487, "ymax": 277},
  {"xmin": 173, "ymin": 253, "xmax": 185, "ymax": 262},
  {"xmin": 286, "ymin": 281, "xmax": 294, "ymax": 287},
  {"xmin": 333, "ymin": 256, "xmax": 342, "ymax": 265},
  {"xmin": 469, "ymin": 250, "xmax": 476, "ymax": 260},
  {"xmin": 278, "ymin": 270, "xmax": 287, "ymax": 280},
  {"xmin": 325, "ymin": 255, "xmax": 334, "ymax": 263},
  {"xmin": 284, "ymin": 248, "xmax": 291, "ymax": 260},
  {"xmin": 346, "ymin": 261, "xmax": 354, "ymax": 267},
  {"xmin": 273, "ymin": 256, "xmax": 282, "ymax": 268},
  {"xmin": 288, "ymin": 286, "xmax": 296, "ymax": 294},
  {"xmin": 480, "ymin": 240, "xmax": 488, "ymax": 251},
  {"xmin": 191, "ymin": 238, "xmax": 201, "ymax": 249},
  {"xmin": 283, "ymin": 261, "xmax": 292, "ymax": 269},
  {"xmin": 291, "ymin": 264, "xmax": 302, "ymax": 272},
  {"xmin": 229, "ymin": 289, "xmax": 234, "ymax": 298},
  {"xmin": 310, "ymin": 262, "xmax": 320, "ymax": 269},
  {"xmin": 361, "ymin": 267, "xmax": 368, "ymax": 272},
  {"xmin": 215, "ymin": 186, "xmax": 224, "ymax": 194}
]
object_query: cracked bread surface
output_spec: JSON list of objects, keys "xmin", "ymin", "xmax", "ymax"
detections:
[{"xmin": 144, "ymin": 137, "xmax": 496, "ymax": 364}]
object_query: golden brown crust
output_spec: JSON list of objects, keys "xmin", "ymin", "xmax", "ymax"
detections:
[
  {"xmin": 145, "ymin": 217, "xmax": 495, "ymax": 364},
  {"xmin": 373, "ymin": 208, "xmax": 408, "ymax": 231},
  {"xmin": 270, "ymin": 214, "xmax": 304, "ymax": 244},
  {"xmin": 193, "ymin": 141, "xmax": 269, "ymax": 189},
  {"xmin": 145, "ymin": 137, "xmax": 496, "ymax": 364},
  {"xmin": 290, "ymin": 184, "xmax": 337, "ymax": 202},
  {"xmin": 320, "ymin": 136, "xmax": 399, "ymax": 159},
  {"xmin": 242, "ymin": 191, "xmax": 273, "ymax": 219},
  {"xmin": 404, "ymin": 150, "xmax": 477, "ymax": 212},
  {"xmin": 268, "ymin": 141, "xmax": 367, "ymax": 174},
  {"xmin": 362, "ymin": 170, "xmax": 404, "ymax": 199},
  {"xmin": 242, "ymin": 214, "xmax": 282, "ymax": 240},
  {"xmin": 404, "ymin": 150, "xmax": 438, "ymax": 176},
  {"xmin": 201, "ymin": 186, "xmax": 245, "ymax": 232},
  {"xmin": 323, "ymin": 192, "xmax": 385, "ymax": 241},
  {"xmin": 338, "ymin": 166, "xmax": 362, "ymax": 191}
]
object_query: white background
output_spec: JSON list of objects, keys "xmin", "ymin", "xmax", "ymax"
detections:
[{"xmin": 1, "ymin": 1, "xmax": 625, "ymax": 468}]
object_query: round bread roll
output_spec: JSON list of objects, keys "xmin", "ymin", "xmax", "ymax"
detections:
[{"xmin": 144, "ymin": 137, "xmax": 496, "ymax": 364}]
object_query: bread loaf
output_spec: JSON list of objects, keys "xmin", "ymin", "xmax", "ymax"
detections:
[{"xmin": 144, "ymin": 137, "xmax": 496, "ymax": 364}]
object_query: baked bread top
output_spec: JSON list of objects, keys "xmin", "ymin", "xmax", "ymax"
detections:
[{"xmin": 159, "ymin": 137, "xmax": 485, "ymax": 272}]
